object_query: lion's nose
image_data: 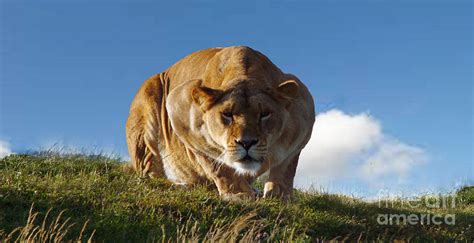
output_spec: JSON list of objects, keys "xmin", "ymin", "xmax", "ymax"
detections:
[{"xmin": 235, "ymin": 139, "xmax": 259, "ymax": 150}]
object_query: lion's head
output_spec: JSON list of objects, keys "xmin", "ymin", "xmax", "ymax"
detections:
[{"xmin": 189, "ymin": 79, "xmax": 299, "ymax": 175}]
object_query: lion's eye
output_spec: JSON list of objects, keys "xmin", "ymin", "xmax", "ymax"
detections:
[
  {"xmin": 260, "ymin": 112, "xmax": 271, "ymax": 120},
  {"xmin": 222, "ymin": 112, "xmax": 233, "ymax": 120}
]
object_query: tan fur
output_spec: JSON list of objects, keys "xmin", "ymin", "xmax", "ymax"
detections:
[{"xmin": 126, "ymin": 46, "xmax": 315, "ymax": 200}]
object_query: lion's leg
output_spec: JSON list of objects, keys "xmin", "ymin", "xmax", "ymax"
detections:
[
  {"xmin": 125, "ymin": 117, "xmax": 166, "ymax": 178},
  {"xmin": 141, "ymin": 142, "xmax": 165, "ymax": 178},
  {"xmin": 125, "ymin": 75, "xmax": 166, "ymax": 178},
  {"xmin": 194, "ymin": 156, "xmax": 256, "ymax": 200},
  {"xmin": 214, "ymin": 173, "xmax": 256, "ymax": 201},
  {"xmin": 263, "ymin": 152, "xmax": 300, "ymax": 200}
]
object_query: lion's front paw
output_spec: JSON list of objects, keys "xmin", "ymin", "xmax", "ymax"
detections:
[
  {"xmin": 221, "ymin": 191, "xmax": 256, "ymax": 202},
  {"xmin": 263, "ymin": 182, "xmax": 292, "ymax": 201}
]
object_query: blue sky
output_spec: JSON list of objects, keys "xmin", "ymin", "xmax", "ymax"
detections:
[{"xmin": 1, "ymin": 0, "xmax": 472, "ymax": 197}]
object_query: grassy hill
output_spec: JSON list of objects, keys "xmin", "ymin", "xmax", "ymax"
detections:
[{"xmin": 0, "ymin": 154, "xmax": 472, "ymax": 241}]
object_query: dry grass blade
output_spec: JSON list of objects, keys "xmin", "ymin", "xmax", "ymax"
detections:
[
  {"xmin": 1, "ymin": 204, "xmax": 94, "ymax": 243},
  {"xmin": 164, "ymin": 210, "xmax": 301, "ymax": 242}
]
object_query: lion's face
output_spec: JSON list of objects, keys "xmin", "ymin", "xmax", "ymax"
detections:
[{"xmin": 192, "ymin": 80, "xmax": 298, "ymax": 175}]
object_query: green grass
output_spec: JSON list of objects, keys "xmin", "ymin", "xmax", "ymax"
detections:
[{"xmin": 0, "ymin": 154, "xmax": 472, "ymax": 241}]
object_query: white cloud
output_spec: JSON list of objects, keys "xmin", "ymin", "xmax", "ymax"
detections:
[
  {"xmin": 295, "ymin": 109, "xmax": 427, "ymax": 191},
  {"xmin": 0, "ymin": 140, "xmax": 13, "ymax": 158},
  {"xmin": 361, "ymin": 138, "xmax": 427, "ymax": 182}
]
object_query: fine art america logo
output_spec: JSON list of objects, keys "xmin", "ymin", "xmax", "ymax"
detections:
[{"xmin": 376, "ymin": 190, "xmax": 456, "ymax": 226}]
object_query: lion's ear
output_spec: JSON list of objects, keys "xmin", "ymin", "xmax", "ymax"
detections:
[
  {"xmin": 276, "ymin": 80, "xmax": 299, "ymax": 100},
  {"xmin": 191, "ymin": 85, "xmax": 222, "ymax": 109}
]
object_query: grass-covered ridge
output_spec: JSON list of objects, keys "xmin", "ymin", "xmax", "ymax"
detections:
[{"xmin": 0, "ymin": 154, "xmax": 472, "ymax": 241}]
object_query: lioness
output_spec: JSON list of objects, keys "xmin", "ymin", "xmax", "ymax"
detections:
[{"xmin": 126, "ymin": 46, "xmax": 315, "ymax": 200}]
